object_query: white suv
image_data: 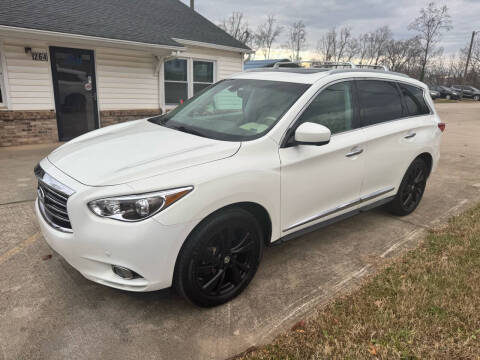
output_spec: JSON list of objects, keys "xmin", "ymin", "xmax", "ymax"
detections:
[{"xmin": 35, "ymin": 67, "xmax": 444, "ymax": 307}]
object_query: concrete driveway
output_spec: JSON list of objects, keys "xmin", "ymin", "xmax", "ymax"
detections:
[{"xmin": 1, "ymin": 102, "xmax": 479, "ymax": 360}]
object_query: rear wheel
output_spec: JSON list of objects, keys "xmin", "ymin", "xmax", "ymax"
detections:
[
  {"xmin": 445, "ymin": 94, "xmax": 451, "ymax": 100},
  {"xmin": 174, "ymin": 208, "xmax": 263, "ymax": 307},
  {"xmin": 474, "ymin": 95, "xmax": 480, "ymax": 101},
  {"xmin": 388, "ymin": 157, "xmax": 427, "ymax": 216}
]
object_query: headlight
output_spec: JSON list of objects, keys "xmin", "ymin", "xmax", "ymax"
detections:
[{"xmin": 87, "ymin": 186, "xmax": 193, "ymax": 222}]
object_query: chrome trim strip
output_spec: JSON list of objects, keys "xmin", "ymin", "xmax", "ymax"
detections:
[
  {"xmin": 283, "ymin": 186, "xmax": 395, "ymax": 232},
  {"xmin": 39, "ymin": 173, "xmax": 75, "ymax": 196},
  {"xmin": 37, "ymin": 200, "xmax": 73, "ymax": 233},
  {"xmin": 360, "ymin": 186, "xmax": 395, "ymax": 202}
]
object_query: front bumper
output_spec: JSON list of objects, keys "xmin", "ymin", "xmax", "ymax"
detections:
[{"xmin": 35, "ymin": 161, "xmax": 196, "ymax": 292}]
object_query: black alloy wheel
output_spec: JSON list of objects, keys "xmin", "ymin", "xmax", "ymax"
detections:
[
  {"xmin": 388, "ymin": 157, "xmax": 427, "ymax": 216},
  {"xmin": 175, "ymin": 208, "xmax": 263, "ymax": 307}
]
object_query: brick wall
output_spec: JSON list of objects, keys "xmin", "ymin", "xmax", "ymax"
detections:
[
  {"xmin": 0, "ymin": 109, "xmax": 162, "ymax": 147},
  {"xmin": 100, "ymin": 109, "xmax": 162, "ymax": 127},
  {"xmin": 0, "ymin": 111, "xmax": 57, "ymax": 147}
]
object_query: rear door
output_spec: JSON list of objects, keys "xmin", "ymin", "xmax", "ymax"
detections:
[{"xmin": 358, "ymin": 80, "xmax": 433, "ymax": 204}]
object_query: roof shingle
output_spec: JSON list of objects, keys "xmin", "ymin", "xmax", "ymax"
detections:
[{"xmin": 0, "ymin": 0, "xmax": 250, "ymax": 51}]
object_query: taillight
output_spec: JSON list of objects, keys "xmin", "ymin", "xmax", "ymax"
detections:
[{"xmin": 438, "ymin": 122, "xmax": 446, "ymax": 132}]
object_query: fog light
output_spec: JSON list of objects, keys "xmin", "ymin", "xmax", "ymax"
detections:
[{"xmin": 112, "ymin": 265, "xmax": 141, "ymax": 280}]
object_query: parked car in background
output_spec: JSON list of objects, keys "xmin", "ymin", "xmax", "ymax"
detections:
[
  {"xmin": 429, "ymin": 89, "xmax": 441, "ymax": 100},
  {"xmin": 451, "ymin": 85, "xmax": 480, "ymax": 101},
  {"xmin": 35, "ymin": 66, "xmax": 444, "ymax": 307},
  {"xmin": 431, "ymin": 85, "xmax": 460, "ymax": 100}
]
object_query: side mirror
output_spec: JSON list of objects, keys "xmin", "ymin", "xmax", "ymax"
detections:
[{"xmin": 294, "ymin": 122, "xmax": 331, "ymax": 146}]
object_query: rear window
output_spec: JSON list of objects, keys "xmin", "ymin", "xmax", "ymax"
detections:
[
  {"xmin": 399, "ymin": 83, "xmax": 430, "ymax": 116},
  {"xmin": 357, "ymin": 80, "xmax": 403, "ymax": 125}
]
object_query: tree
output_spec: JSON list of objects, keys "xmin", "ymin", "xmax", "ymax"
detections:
[
  {"xmin": 255, "ymin": 15, "xmax": 283, "ymax": 60},
  {"xmin": 384, "ymin": 37, "xmax": 422, "ymax": 72},
  {"xmin": 316, "ymin": 26, "xmax": 359, "ymax": 63},
  {"xmin": 219, "ymin": 12, "xmax": 254, "ymax": 47},
  {"xmin": 408, "ymin": 2, "xmax": 452, "ymax": 81},
  {"xmin": 286, "ymin": 21, "xmax": 307, "ymax": 61}
]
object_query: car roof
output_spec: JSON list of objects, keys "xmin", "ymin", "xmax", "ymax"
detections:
[{"xmin": 230, "ymin": 67, "xmax": 427, "ymax": 88}]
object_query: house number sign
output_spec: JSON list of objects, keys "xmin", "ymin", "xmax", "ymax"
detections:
[{"xmin": 32, "ymin": 51, "xmax": 48, "ymax": 61}]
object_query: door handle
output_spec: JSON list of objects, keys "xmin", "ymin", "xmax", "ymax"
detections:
[
  {"xmin": 404, "ymin": 132, "xmax": 416, "ymax": 139},
  {"xmin": 346, "ymin": 147, "xmax": 363, "ymax": 157}
]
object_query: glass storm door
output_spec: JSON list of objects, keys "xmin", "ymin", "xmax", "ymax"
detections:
[{"xmin": 50, "ymin": 47, "xmax": 99, "ymax": 141}]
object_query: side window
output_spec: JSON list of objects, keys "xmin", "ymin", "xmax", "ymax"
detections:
[
  {"xmin": 399, "ymin": 83, "xmax": 430, "ymax": 116},
  {"xmin": 297, "ymin": 81, "xmax": 355, "ymax": 135},
  {"xmin": 357, "ymin": 80, "xmax": 403, "ymax": 125}
]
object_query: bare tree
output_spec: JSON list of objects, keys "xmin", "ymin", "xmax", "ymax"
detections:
[
  {"xmin": 255, "ymin": 15, "xmax": 283, "ymax": 60},
  {"xmin": 408, "ymin": 2, "xmax": 452, "ymax": 81},
  {"xmin": 219, "ymin": 12, "xmax": 254, "ymax": 47},
  {"xmin": 384, "ymin": 37, "xmax": 422, "ymax": 72},
  {"xmin": 316, "ymin": 26, "xmax": 358, "ymax": 62},
  {"xmin": 286, "ymin": 21, "xmax": 307, "ymax": 61}
]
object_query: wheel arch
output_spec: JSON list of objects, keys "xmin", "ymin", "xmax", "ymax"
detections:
[{"xmin": 417, "ymin": 152, "xmax": 433, "ymax": 178}]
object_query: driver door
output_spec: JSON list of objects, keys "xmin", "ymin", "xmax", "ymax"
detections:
[{"xmin": 279, "ymin": 80, "xmax": 366, "ymax": 235}]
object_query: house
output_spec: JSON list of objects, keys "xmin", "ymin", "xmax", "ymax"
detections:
[{"xmin": 0, "ymin": 0, "xmax": 251, "ymax": 146}]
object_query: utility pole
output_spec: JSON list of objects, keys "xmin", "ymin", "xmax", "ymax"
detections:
[
  {"xmin": 461, "ymin": 31, "xmax": 477, "ymax": 99},
  {"xmin": 190, "ymin": 0, "xmax": 194, "ymax": 10}
]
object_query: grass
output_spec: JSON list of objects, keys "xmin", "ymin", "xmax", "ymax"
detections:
[{"xmin": 238, "ymin": 204, "xmax": 480, "ymax": 360}]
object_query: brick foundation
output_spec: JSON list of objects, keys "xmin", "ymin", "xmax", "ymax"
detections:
[
  {"xmin": 0, "ymin": 110, "xmax": 58, "ymax": 147},
  {"xmin": 100, "ymin": 109, "xmax": 162, "ymax": 127},
  {"xmin": 0, "ymin": 109, "xmax": 162, "ymax": 147}
]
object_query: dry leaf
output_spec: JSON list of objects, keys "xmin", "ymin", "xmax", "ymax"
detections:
[
  {"xmin": 291, "ymin": 320, "xmax": 306, "ymax": 331},
  {"xmin": 368, "ymin": 344, "xmax": 377, "ymax": 356},
  {"xmin": 42, "ymin": 254, "xmax": 52, "ymax": 261}
]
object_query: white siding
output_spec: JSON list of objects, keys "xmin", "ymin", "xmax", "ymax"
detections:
[
  {"xmin": 95, "ymin": 47, "xmax": 159, "ymax": 110},
  {"xmin": 2, "ymin": 39, "xmax": 54, "ymax": 110},
  {"xmin": 181, "ymin": 45, "xmax": 243, "ymax": 80},
  {"xmin": 0, "ymin": 35, "xmax": 243, "ymax": 112}
]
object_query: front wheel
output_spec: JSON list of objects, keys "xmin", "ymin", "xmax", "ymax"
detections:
[
  {"xmin": 174, "ymin": 208, "xmax": 263, "ymax": 307},
  {"xmin": 388, "ymin": 157, "xmax": 427, "ymax": 216},
  {"xmin": 445, "ymin": 94, "xmax": 451, "ymax": 100}
]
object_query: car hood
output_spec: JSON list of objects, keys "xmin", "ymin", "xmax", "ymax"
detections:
[{"xmin": 48, "ymin": 120, "xmax": 241, "ymax": 186}]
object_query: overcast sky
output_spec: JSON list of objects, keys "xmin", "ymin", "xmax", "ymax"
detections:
[{"xmin": 182, "ymin": 0, "xmax": 479, "ymax": 55}]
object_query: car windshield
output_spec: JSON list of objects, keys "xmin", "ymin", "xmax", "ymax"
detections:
[{"xmin": 149, "ymin": 79, "xmax": 309, "ymax": 141}]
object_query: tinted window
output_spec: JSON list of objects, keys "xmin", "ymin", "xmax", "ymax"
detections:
[
  {"xmin": 357, "ymin": 80, "xmax": 403, "ymax": 125},
  {"xmin": 297, "ymin": 81, "xmax": 356, "ymax": 134},
  {"xmin": 399, "ymin": 83, "xmax": 430, "ymax": 116}
]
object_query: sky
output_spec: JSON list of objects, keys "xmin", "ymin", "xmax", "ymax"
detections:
[{"xmin": 182, "ymin": 0, "xmax": 479, "ymax": 58}]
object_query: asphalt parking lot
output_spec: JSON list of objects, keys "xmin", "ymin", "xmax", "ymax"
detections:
[{"xmin": 1, "ymin": 102, "xmax": 479, "ymax": 360}]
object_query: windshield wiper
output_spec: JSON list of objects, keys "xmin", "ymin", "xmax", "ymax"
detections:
[{"xmin": 171, "ymin": 125, "xmax": 206, "ymax": 138}]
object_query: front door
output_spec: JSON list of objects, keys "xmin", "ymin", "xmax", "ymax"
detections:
[
  {"xmin": 280, "ymin": 80, "xmax": 366, "ymax": 235},
  {"xmin": 50, "ymin": 47, "xmax": 99, "ymax": 141}
]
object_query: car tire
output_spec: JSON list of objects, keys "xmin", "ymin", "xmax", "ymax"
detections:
[
  {"xmin": 474, "ymin": 95, "xmax": 480, "ymax": 101},
  {"xmin": 388, "ymin": 157, "xmax": 427, "ymax": 216},
  {"xmin": 174, "ymin": 208, "xmax": 264, "ymax": 307},
  {"xmin": 445, "ymin": 94, "xmax": 451, "ymax": 100}
]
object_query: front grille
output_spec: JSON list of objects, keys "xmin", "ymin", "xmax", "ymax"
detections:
[{"xmin": 35, "ymin": 164, "xmax": 74, "ymax": 232}]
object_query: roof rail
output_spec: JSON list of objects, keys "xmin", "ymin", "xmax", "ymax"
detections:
[
  {"xmin": 272, "ymin": 60, "xmax": 308, "ymax": 69},
  {"xmin": 311, "ymin": 61, "xmax": 357, "ymax": 69},
  {"xmin": 356, "ymin": 64, "xmax": 389, "ymax": 71}
]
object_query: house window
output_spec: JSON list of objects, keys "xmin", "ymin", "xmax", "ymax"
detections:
[
  {"xmin": 164, "ymin": 58, "xmax": 214, "ymax": 105},
  {"xmin": 193, "ymin": 60, "xmax": 214, "ymax": 95},
  {"xmin": 164, "ymin": 59, "xmax": 188, "ymax": 105}
]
